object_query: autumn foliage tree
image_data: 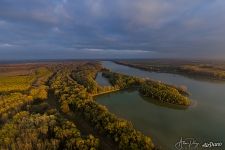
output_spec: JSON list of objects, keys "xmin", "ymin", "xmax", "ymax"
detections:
[{"xmin": 0, "ymin": 111, "xmax": 99, "ymax": 150}]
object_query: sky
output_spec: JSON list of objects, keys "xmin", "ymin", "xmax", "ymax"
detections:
[{"xmin": 0, "ymin": 0, "xmax": 225, "ymax": 60}]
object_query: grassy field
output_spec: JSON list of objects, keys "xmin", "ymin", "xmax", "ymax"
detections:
[
  {"xmin": 0, "ymin": 63, "xmax": 53, "ymax": 123},
  {"xmin": 0, "ymin": 76, "xmax": 35, "ymax": 93}
]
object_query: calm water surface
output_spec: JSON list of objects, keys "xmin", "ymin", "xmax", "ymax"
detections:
[
  {"xmin": 95, "ymin": 72, "xmax": 111, "ymax": 86},
  {"xmin": 95, "ymin": 61, "xmax": 225, "ymax": 149}
]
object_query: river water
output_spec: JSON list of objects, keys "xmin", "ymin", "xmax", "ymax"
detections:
[{"xmin": 95, "ymin": 61, "xmax": 225, "ymax": 149}]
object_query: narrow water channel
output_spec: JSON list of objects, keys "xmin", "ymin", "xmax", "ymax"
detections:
[
  {"xmin": 95, "ymin": 61, "xmax": 225, "ymax": 149},
  {"xmin": 96, "ymin": 72, "xmax": 111, "ymax": 86}
]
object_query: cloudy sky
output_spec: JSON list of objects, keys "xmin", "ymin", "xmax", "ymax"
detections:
[{"xmin": 0, "ymin": 0, "xmax": 225, "ymax": 60}]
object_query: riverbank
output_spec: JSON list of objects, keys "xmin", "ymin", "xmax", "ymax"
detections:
[
  {"xmin": 114, "ymin": 61, "xmax": 225, "ymax": 82},
  {"xmin": 92, "ymin": 88, "xmax": 121, "ymax": 97}
]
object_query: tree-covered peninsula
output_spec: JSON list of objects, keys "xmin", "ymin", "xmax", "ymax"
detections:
[{"xmin": 102, "ymin": 70, "xmax": 191, "ymax": 106}]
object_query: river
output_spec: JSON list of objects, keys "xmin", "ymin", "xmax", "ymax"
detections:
[{"xmin": 95, "ymin": 61, "xmax": 225, "ymax": 149}]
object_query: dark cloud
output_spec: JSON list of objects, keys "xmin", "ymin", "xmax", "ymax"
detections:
[{"xmin": 0, "ymin": 0, "xmax": 225, "ymax": 60}]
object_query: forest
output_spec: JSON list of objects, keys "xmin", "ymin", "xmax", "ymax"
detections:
[
  {"xmin": 139, "ymin": 81, "xmax": 191, "ymax": 106},
  {"xmin": 50, "ymin": 64, "xmax": 155, "ymax": 150},
  {"xmin": 0, "ymin": 111, "xmax": 99, "ymax": 149},
  {"xmin": 0, "ymin": 62, "xmax": 101, "ymax": 150},
  {"xmin": 102, "ymin": 71, "xmax": 142, "ymax": 89},
  {"xmin": 0, "ymin": 60, "xmax": 192, "ymax": 149}
]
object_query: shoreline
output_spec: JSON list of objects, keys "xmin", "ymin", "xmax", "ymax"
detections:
[{"xmin": 92, "ymin": 88, "xmax": 121, "ymax": 97}]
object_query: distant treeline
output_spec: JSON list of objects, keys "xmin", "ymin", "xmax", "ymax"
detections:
[{"xmin": 115, "ymin": 61, "xmax": 225, "ymax": 81}]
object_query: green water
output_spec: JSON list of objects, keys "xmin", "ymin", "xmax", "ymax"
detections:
[{"xmin": 96, "ymin": 61, "xmax": 225, "ymax": 149}]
